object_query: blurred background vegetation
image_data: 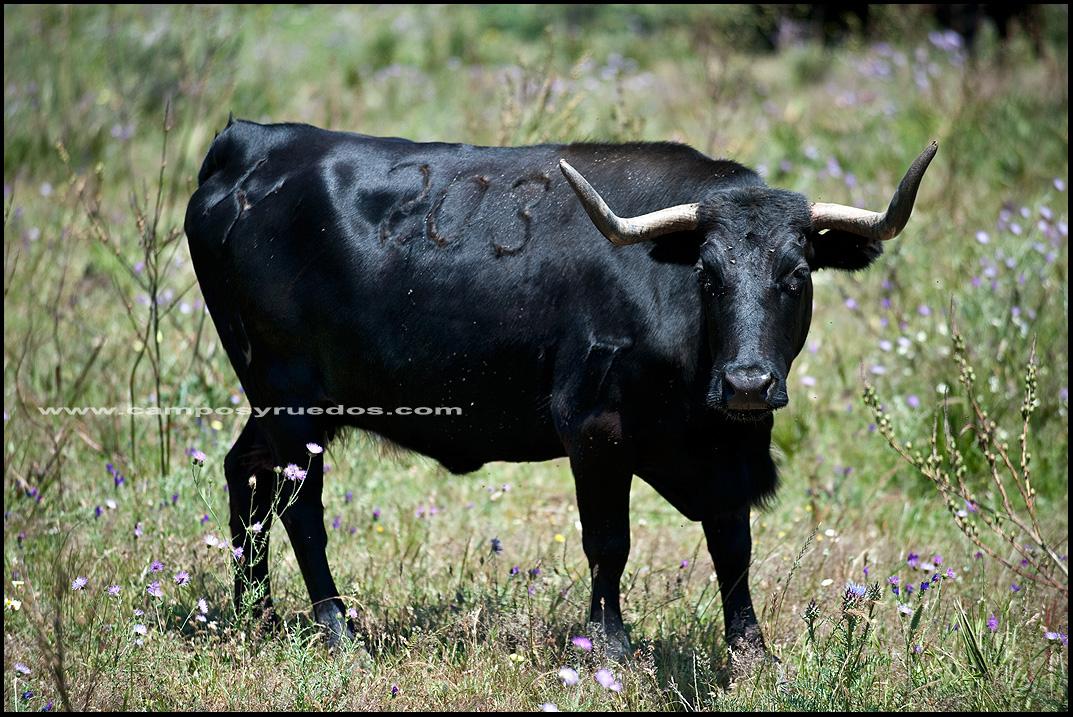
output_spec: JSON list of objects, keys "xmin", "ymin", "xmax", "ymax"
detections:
[{"xmin": 3, "ymin": 4, "xmax": 1068, "ymax": 711}]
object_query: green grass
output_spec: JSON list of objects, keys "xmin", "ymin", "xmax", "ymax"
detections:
[{"xmin": 3, "ymin": 4, "xmax": 1068, "ymax": 711}]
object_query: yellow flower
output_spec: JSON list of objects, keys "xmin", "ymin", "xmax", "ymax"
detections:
[
  {"xmin": 5, "ymin": 597, "xmax": 22, "ymax": 611},
  {"xmin": 553, "ymin": 534, "xmax": 565, "ymax": 543}
]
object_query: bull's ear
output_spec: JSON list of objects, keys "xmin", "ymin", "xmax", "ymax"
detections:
[{"xmin": 806, "ymin": 229, "xmax": 884, "ymax": 272}]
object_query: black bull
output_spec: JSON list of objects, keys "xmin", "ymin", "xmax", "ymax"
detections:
[{"xmin": 185, "ymin": 120, "xmax": 935, "ymax": 656}]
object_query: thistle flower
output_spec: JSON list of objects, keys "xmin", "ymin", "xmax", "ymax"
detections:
[
  {"xmin": 150, "ymin": 560, "xmax": 164, "ymax": 573},
  {"xmin": 571, "ymin": 636, "xmax": 593, "ymax": 652},
  {"xmin": 594, "ymin": 668, "xmax": 622, "ymax": 692},
  {"xmin": 71, "ymin": 576, "xmax": 88, "ymax": 591},
  {"xmin": 174, "ymin": 571, "xmax": 190, "ymax": 586},
  {"xmin": 845, "ymin": 582, "xmax": 868, "ymax": 598}
]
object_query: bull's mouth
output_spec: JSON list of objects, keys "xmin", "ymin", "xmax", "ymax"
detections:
[{"xmin": 713, "ymin": 405, "xmax": 779, "ymax": 423}]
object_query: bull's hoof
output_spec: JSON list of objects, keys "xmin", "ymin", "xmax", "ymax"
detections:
[
  {"xmin": 588, "ymin": 622, "xmax": 633, "ymax": 662},
  {"xmin": 315, "ymin": 602, "xmax": 355, "ymax": 649},
  {"xmin": 726, "ymin": 630, "xmax": 779, "ymax": 682}
]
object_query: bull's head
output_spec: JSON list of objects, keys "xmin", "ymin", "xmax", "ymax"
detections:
[{"xmin": 561, "ymin": 142, "xmax": 937, "ymax": 421}]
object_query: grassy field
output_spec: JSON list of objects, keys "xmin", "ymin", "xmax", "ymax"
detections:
[{"xmin": 3, "ymin": 5, "xmax": 1068, "ymax": 711}]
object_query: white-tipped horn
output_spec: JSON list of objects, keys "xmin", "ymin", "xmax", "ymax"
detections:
[
  {"xmin": 559, "ymin": 159, "xmax": 700, "ymax": 245},
  {"xmin": 811, "ymin": 141, "xmax": 938, "ymax": 241}
]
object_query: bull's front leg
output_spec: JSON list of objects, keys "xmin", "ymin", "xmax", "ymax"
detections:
[{"xmin": 703, "ymin": 506, "xmax": 766, "ymax": 655}]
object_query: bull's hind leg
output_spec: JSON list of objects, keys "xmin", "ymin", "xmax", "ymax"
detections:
[
  {"xmin": 225, "ymin": 418, "xmax": 279, "ymax": 628},
  {"xmin": 563, "ymin": 411, "xmax": 634, "ymax": 660},
  {"xmin": 260, "ymin": 413, "xmax": 352, "ymax": 647}
]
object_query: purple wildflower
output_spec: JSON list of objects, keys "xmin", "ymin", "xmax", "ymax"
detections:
[
  {"xmin": 71, "ymin": 576, "xmax": 88, "ymax": 591},
  {"xmin": 680, "ymin": 560, "xmax": 689, "ymax": 569},
  {"xmin": 147, "ymin": 581, "xmax": 163, "ymax": 599},
  {"xmin": 283, "ymin": 463, "xmax": 307, "ymax": 481},
  {"xmin": 1010, "ymin": 583, "xmax": 1022, "ymax": 593},
  {"xmin": 200, "ymin": 514, "xmax": 210, "ymax": 525},
  {"xmin": 150, "ymin": 560, "xmax": 164, "ymax": 573},
  {"xmin": 14, "ymin": 662, "xmax": 31, "ymax": 675},
  {"xmin": 306, "ymin": 442, "xmax": 323, "ymax": 455},
  {"xmin": 134, "ymin": 522, "xmax": 143, "ymax": 539},
  {"xmin": 907, "ymin": 552, "xmax": 920, "ymax": 569},
  {"xmin": 189, "ymin": 449, "xmax": 207, "ymax": 465},
  {"xmin": 509, "ymin": 565, "xmax": 520, "ymax": 576},
  {"xmin": 233, "ymin": 546, "xmax": 244, "ymax": 561},
  {"xmin": 594, "ymin": 668, "xmax": 622, "ymax": 692},
  {"xmin": 174, "ymin": 571, "xmax": 190, "ymax": 586},
  {"xmin": 345, "ymin": 491, "xmax": 354, "ymax": 504},
  {"xmin": 571, "ymin": 636, "xmax": 593, "ymax": 652},
  {"xmin": 987, "ymin": 614, "xmax": 999, "ymax": 632},
  {"xmin": 1044, "ymin": 631, "xmax": 1068, "ymax": 646},
  {"xmin": 390, "ymin": 684, "xmax": 399, "ymax": 698},
  {"xmin": 133, "ymin": 624, "xmax": 148, "ymax": 636},
  {"xmin": 490, "ymin": 537, "xmax": 503, "ymax": 554},
  {"xmin": 557, "ymin": 666, "xmax": 580, "ymax": 686},
  {"xmin": 107, "ymin": 585, "xmax": 121, "ymax": 597}
]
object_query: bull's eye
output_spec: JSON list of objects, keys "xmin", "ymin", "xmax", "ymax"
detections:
[
  {"xmin": 699, "ymin": 269, "xmax": 724, "ymax": 296},
  {"xmin": 781, "ymin": 265, "xmax": 811, "ymax": 293}
]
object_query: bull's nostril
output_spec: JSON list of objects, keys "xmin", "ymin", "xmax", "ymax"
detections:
[{"xmin": 724, "ymin": 369, "xmax": 776, "ymax": 411}]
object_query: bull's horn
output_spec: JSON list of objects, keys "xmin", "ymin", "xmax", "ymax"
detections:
[
  {"xmin": 810, "ymin": 141, "xmax": 938, "ymax": 241},
  {"xmin": 559, "ymin": 159, "xmax": 700, "ymax": 245}
]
